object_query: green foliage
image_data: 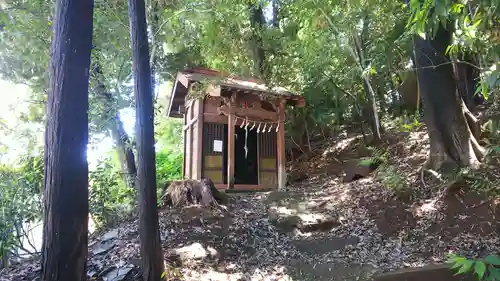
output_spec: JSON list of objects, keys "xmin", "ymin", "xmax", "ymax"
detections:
[
  {"xmin": 366, "ymin": 146, "xmax": 408, "ymax": 192},
  {"xmin": 377, "ymin": 164, "xmax": 409, "ymax": 192},
  {"xmin": 440, "ymin": 162, "xmax": 500, "ymax": 197},
  {"xmin": 408, "ymin": 0, "xmax": 500, "ymax": 101},
  {"xmin": 448, "ymin": 254, "xmax": 500, "ymax": 281},
  {"xmin": 161, "ymin": 264, "xmax": 183, "ymax": 280},
  {"xmin": 383, "ymin": 112, "xmax": 424, "ymax": 132},
  {"xmin": 156, "ymin": 148, "xmax": 183, "ymax": 184},
  {"xmin": 397, "ymin": 115, "xmax": 424, "ymax": 132},
  {"xmin": 156, "ymin": 0, "xmax": 412, "ymax": 142},
  {"xmin": 155, "ymin": 102, "xmax": 183, "ymax": 184},
  {"xmin": 0, "ymin": 155, "xmax": 43, "ymax": 262},
  {"xmin": 464, "ymin": 169, "xmax": 500, "ymax": 196},
  {"xmin": 0, "ymin": 1, "xmax": 51, "ymax": 93},
  {"xmin": 89, "ymin": 157, "xmax": 136, "ymax": 227},
  {"xmin": 368, "ymin": 146, "xmax": 389, "ymax": 163}
]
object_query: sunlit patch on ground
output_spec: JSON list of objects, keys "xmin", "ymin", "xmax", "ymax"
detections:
[{"xmin": 180, "ymin": 265, "xmax": 293, "ymax": 281}]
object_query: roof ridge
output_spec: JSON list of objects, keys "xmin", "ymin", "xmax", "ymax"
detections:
[{"xmin": 184, "ymin": 67, "xmax": 264, "ymax": 84}]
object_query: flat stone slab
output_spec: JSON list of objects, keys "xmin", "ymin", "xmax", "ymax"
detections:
[{"xmin": 287, "ymin": 260, "xmax": 376, "ymax": 281}]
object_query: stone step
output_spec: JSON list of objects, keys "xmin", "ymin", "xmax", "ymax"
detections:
[{"xmin": 374, "ymin": 264, "xmax": 474, "ymax": 281}]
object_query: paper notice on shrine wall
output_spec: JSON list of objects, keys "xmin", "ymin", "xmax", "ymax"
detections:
[{"xmin": 213, "ymin": 140, "xmax": 223, "ymax": 152}]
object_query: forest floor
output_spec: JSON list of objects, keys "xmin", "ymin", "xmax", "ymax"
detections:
[{"xmin": 2, "ymin": 125, "xmax": 500, "ymax": 281}]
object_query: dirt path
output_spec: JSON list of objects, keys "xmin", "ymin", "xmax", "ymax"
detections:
[
  {"xmin": 2, "ymin": 130, "xmax": 500, "ymax": 281},
  {"xmin": 2, "ymin": 173, "xmax": 499, "ymax": 281},
  {"xmin": 87, "ymin": 174, "xmax": 498, "ymax": 281}
]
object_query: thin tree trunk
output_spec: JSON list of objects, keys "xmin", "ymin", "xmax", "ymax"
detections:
[
  {"xmin": 110, "ymin": 114, "xmax": 138, "ymax": 188},
  {"xmin": 272, "ymin": 0, "xmax": 279, "ymax": 28},
  {"xmin": 413, "ymin": 25, "xmax": 485, "ymax": 170},
  {"xmin": 304, "ymin": 118, "xmax": 312, "ymax": 153},
  {"xmin": 41, "ymin": 0, "xmax": 93, "ymax": 279},
  {"xmin": 148, "ymin": 0, "xmax": 160, "ymax": 101},
  {"xmin": 127, "ymin": 0, "xmax": 164, "ymax": 279},
  {"xmin": 92, "ymin": 62, "xmax": 137, "ymax": 188},
  {"xmin": 352, "ymin": 13, "xmax": 381, "ymax": 142},
  {"xmin": 361, "ymin": 77, "xmax": 382, "ymax": 141},
  {"xmin": 248, "ymin": 1, "xmax": 267, "ymax": 78},
  {"xmin": 376, "ymin": 87, "xmax": 386, "ymax": 115},
  {"xmin": 389, "ymin": 74, "xmax": 400, "ymax": 116},
  {"xmin": 317, "ymin": 7, "xmax": 380, "ymax": 139}
]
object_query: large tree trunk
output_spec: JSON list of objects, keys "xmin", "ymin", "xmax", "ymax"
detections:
[
  {"xmin": 41, "ymin": 0, "xmax": 94, "ymax": 279},
  {"xmin": 127, "ymin": 0, "xmax": 164, "ymax": 279},
  {"xmin": 413, "ymin": 25, "xmax": 485, "ymax": 170}
]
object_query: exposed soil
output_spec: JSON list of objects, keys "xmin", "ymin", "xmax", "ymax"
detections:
[{"xmin": 1, "ymin": 127, "xmax": 499, "ymax": 281}]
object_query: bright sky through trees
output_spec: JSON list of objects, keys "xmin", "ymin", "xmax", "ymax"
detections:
[
  {"xmin": 0, "ymin": 79, "xmax": 175, "ymax": 168},
  {"xmin": 0, "ymin": 79, "xmax": 135, "ymax": 168}
]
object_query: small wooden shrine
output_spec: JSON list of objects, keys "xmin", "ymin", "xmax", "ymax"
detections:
[{"xmin": 167, "ymin": 67, "xmax": 305, "ymax": 190}]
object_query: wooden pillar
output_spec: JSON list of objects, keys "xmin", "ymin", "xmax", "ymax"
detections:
[
  {"xmin": 227, "ymin": 112, "xmax": 235, "ymax": 189},
  {"xmin": 188, "ymin": 105, "xmax": 193, "ymax": 179},
  {"xmin": 195, "ymin": 99, "xmax": 204, "ymax": 180},
  {"xmin": 277, "ymin": 100, "xmax": 286, "ymax": 190},
  {"xmin": 182, "ymin": 108, "xmax": 187, "ymax": 179}
]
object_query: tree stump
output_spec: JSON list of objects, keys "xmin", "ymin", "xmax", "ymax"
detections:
[{"xmin": 160, "ymin": 178, "xmax": 228, "ymax": 208}]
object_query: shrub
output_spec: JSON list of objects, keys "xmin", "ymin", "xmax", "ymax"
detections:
[
  {"xmin": 0, "ymin": 156, "xmax": 43, "ymax": 265},
  {"xmin": 89, "ymin": 157, "xmax": 135, "ymax": 227},
  {"xmin": 377, "ymin": 164, "xmax": 409, "ymax": 192},
  {"xmin": 448, "ymin": 254, "xmax": 500, "ymax": 280},
  {"xmin": 156, "ymin": 147, "xmax": 183, "ymax": 183}
]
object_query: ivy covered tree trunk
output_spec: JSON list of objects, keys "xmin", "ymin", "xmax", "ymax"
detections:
[
  {"xmin": 127, "ymin": 0, "xmax": 164, "ymax": 279},
  {"xmin": 41, "ymin": 0, "xmax": 94, "ymax": 279},
  {"xmin": 413, "ymin": 25, "xmax": 485, "ymax": 170}
]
